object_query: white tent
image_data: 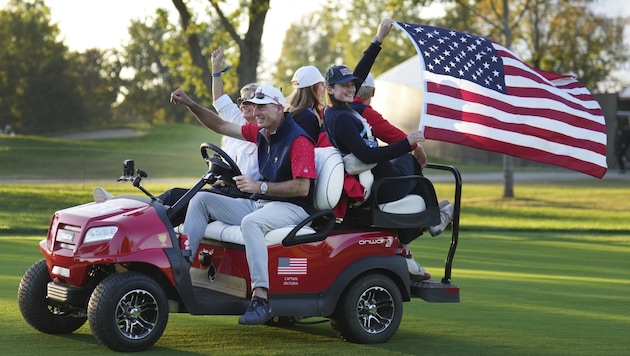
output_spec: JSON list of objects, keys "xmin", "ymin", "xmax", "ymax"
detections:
[{"xmin": 370, "ymin": 55, "xmax": 425, "ymax": 134}]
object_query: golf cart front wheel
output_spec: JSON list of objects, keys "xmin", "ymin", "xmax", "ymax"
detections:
[
  {"xmin": 17, "ymin": 259, "xmax": 87, "ymax": 334},
  {"xmin": 88, "ymin": 272, "xmax": 168, "ymax": 352},
  {"xmin": 330, "ymin": 274, "xmax": 403, "ymax": 344}
]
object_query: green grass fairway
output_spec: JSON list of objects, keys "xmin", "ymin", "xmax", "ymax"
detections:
[
  {"xmin": 0, "ymin": 124, "xmax": 222, "ymax": 179},
  {"xmin": 1, "ymin": 181, "xmax": 629, "ymax": 355}
]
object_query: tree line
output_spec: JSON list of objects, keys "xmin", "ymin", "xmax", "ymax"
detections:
[{"xmin": 1, "ymin": 0, "xmax": 627, "ymax": 135}]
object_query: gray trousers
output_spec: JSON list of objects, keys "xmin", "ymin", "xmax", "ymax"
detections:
[{"xmin": 183, "ymin": 191, "xmax": 309, "ymax": 290}]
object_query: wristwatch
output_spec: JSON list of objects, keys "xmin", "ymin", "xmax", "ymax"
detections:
[{"xmin": 260, "ymin": 182, "xmax": 268, "ymax": 194}]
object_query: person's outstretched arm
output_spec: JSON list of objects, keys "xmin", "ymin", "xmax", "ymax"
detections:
[{"xmin": 171, "ymin": 88, "xmax": 244, "ymax": 139}]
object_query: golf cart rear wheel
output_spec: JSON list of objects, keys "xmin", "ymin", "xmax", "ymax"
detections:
[
  {"xmin": 330, "ymin": 274, "xmax": 403, "ymax": 344},
  {"xmin": 17, "ymin": 259, "xmax": 87, "ymax": 334},
  {"xmin": 88, "ymin": 272, "xmax": 168, "ymax": 352}
]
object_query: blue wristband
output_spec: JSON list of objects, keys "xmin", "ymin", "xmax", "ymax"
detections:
[{"xmin": 212, "ymin": 65, "xmax": 232, "ymax": 77}]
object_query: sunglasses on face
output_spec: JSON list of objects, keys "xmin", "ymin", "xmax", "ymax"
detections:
[{"xmin": 253, "ymin": 91, "xmax": 281, "ymax": 105}]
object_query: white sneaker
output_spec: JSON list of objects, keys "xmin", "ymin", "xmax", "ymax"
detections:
[
  {"xmin": 429, "ymin": 200, "xmax": 454, "ymax": 237},
  {"xmin": 406, "ymin": 257, "xmax": 431, "ymax": 281},
  {"xmin": 93, "ymin": 186, "xmax": 113, "ymax": 203}
]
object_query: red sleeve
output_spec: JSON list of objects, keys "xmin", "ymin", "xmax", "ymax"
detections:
[
  {"xmin": 241, "ymin": 123, "xmax": 259, "ymax": 143},
  {"xmin": 363, "ymin": 105, "xmax": 417, "ymax": 149},
  {"xmin": 290, "ymin": 136, "xmax": 317, "ymax": 179},
  {"xmin": 316, "ymin": 131, "xmax": 332, "ymax": 148}
]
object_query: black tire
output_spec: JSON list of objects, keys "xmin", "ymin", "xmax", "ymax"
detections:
[
  {"xmin": 330, "ymin": 274, "xmax": 403, "ymax": 344},
  {"xmin": 87, "ymin": 272, "xmax": 168, "ymax": 352},
  {"xmin": 18, "ymin": 259, "xmax": 87, "ymax": 334}
]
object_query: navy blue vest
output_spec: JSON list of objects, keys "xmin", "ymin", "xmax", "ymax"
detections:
[
  {"xmin": 323, "ymin": 106, "xmax": 369, "ymax": 155},
  {"xmin": 255, "ymin": 114, "xmax": 316, "ymax": 214}
]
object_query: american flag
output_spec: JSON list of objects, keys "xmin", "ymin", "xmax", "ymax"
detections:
[
  {"xmin": 277, "ymin": 257, "xmax": 307, "ymax": 275},
  {"xmin": 395, "ymin": 22, "xmax": 607, "ymax": 178}
]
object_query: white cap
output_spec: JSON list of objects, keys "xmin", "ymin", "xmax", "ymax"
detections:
[
  {"xmin": 361, "ymin": 72, "xmax": 375, "ymax": 88},
  {"xmin": 244, "ymin": 84, "xmax": 286, "ymax": 107},
  {"xmin": 291, "ymin": 65, "xmax": 325, "ymax": 89}
]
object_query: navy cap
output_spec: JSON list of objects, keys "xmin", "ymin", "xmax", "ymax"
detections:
[{"xmin": 325, "ymin": 65, "xmax": 358, "ymax": 86}]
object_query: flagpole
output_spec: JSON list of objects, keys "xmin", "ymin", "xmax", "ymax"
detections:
[{"xmin": 502, "ymin": 0, "xmax": 514, "ymax": 198}]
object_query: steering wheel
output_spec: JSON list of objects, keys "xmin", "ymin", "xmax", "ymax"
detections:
[{"xmin": 200, "ymin": 142, "xmax": 242, "ymax": 186}]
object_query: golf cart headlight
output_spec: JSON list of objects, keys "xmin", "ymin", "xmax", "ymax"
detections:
[{"xmin": 84, "ymin": 226, "xmax": 118, "ymax": 243}]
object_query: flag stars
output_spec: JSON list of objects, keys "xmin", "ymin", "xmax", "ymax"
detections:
[{"xmin": 401, "ymin": 23, "xmax": 506, "ymax": 93}]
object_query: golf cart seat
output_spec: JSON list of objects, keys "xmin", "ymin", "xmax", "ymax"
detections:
[
  {"xmin": 178, "ymin": 147, "xmax": 438, "ymax": 247},
  {"xmin": 344, "ymin": 164, "xmax": 441, "ymax": 229}
]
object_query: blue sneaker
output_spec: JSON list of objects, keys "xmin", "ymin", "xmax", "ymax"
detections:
[{"xmin": 238, "ymin": 296, "xmax": 272, "ymax": 325}]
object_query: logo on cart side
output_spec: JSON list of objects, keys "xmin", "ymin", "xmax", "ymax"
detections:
[{"xmin": 358, "ymin": 236, "xmax": 394, "ymax": 248}]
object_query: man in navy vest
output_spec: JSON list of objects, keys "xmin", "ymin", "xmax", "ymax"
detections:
[{"xmin": 170, "ymin": 84, "xmax": 317, "ymax": 325}]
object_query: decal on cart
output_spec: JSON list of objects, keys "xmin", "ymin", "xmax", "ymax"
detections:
[
  {"xmin": 277, "ymin": 257, "xmax": 307, "ymax": 275},
  {"xmin": 358, "ymin": 236, "xmax": 394, "ymax": 248}
]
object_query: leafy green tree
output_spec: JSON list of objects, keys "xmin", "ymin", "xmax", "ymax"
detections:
[
  {"xmin": 0, "ymin": 0, "xmax": 87, "ymax": 134},
  {"xmin": 273, "ymin": 0, "xmax": 436, "ymax": 85},
  {"xmin": 115, "ymin": 9, "xmax": 191, "ymax": 124},
  {"xmin": 70, "ymin": 48, "xmax": 123, "ymax": 128},
  {"xmin": 170, "ymin": 0, "xmax": 270, "ymax": 99}
]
